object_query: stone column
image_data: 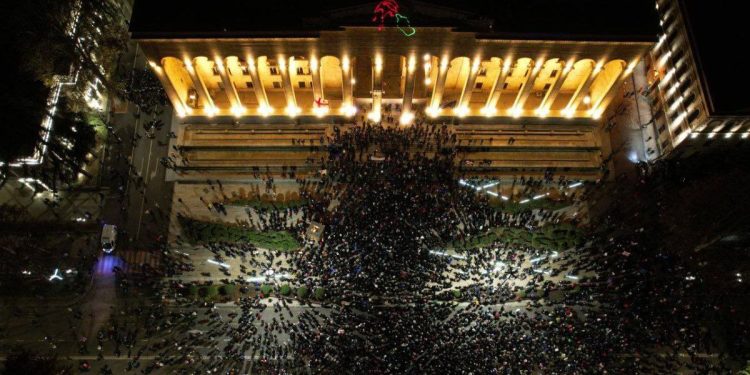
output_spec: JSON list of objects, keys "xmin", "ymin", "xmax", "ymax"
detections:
[
  {"xmin": 428, "ymin": 57, "xmax": 449, "ymax": 114},
  {"xmin": 279, "ymin": 57, "xmax": 298, "ymax": 115},
  {"xmin": 152, "ymin": 61, "xmax": 188, "ymax": 116},
  {"xmin": 184, "ymin": 58, "xmax": 215, "ymax": 114},
  {"xmin": 457, "ymin": 58, "xmax": 481, "ymax": 113},
  {"xmin": 371, "ymin": 55, "xmax": 383, "ymax": 120},
  {"xmin": 341, "ymin": 56, "xmax": 354, "ymax": 108},
  {"xmin": 591, "ymin": 68, "xmax": 627, "ymax": 118},
  {"xmin": 217, "ymin": 58, "xmax": 242, "ymax": 114},
  {"xmin": 247, "ymin": 58, "xmax": 270, "ymax": 113},
  {"xmin": 538, "ymin": 61, "xmax": 572, "ymax": 115},
  {"xmin": 565, "ymin": 62, "xmax": 600, "ymax": 116},
  {"xmin": 310, "ymin": 57, "xmax": 323, "ymax": 101},
  {"xmin": 402, "ymin": 56, "xmax": 417, "ymax": 116},
  {"xmin": 512, "ymin": 60, "xmax": 542, "ymax": 115},
  {"xmin": 484, "ymin": 59, "xmax": 511, "ymax": 114}
]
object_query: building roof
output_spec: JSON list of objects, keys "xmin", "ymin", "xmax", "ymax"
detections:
[
  {"xmin": 681, "ymin": 0, "xmax": 750, "ymax": 116},
  {"xmin": 130, "ymin": 0, "xmax": 659, "ymax": 42}
]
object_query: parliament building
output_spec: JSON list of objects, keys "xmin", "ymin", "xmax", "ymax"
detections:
[{"xmin": 131, "ymin": 0, "xmax": 663, "ymax": 180}]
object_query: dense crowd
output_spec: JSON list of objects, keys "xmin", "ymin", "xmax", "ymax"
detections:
[{"xmin": 43, "ymin": 121, "xmax": 747, "ymax": 374}]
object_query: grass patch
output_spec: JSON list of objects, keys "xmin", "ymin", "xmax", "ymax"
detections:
[
  {"xmin": 179, "ymin": 216, "xmax": 300, "ymax": 251},
  {"xmin": 447, "ymin": 224, "xmax": 583, "ymax": 251}
]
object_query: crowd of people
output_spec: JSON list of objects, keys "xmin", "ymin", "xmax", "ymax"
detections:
[
  {"xmin": 151, "ymin": 122, "xmax": 745, "ymax": 373},
  {"xmin": 29, "ymin": 119, "xmax": 746, "ymax": 374}
]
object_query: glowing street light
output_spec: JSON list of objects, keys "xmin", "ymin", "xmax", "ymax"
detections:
[{"xmin": 49, "ymin": 268, "xmax": 63, "ymax": 281}]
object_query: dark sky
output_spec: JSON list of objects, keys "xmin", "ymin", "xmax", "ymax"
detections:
[
  {"xmin": 131, "ymin": 0, "xmax": 659, "ymax": 41},
  {"xmin": 682, "ymin": 0, "xmax": 750, "ymax": 115}
]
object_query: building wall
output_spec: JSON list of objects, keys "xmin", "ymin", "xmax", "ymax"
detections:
[
  {"xmin": 137, "ymin": 28, "xmax": 651, "ymax": 121},
  {"xmin": 647, "ymin": 0, "xmax": 750, "ymax": 157}
]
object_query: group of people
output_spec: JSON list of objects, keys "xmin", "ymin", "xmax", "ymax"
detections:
[{"xmin": 74, "ymin": 118, "xmax": 746, "ymax": 374}]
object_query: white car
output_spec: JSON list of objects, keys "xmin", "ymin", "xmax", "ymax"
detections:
[{"xmin": 101, "ymin": 224, "xmax": 117, "ymax": 253}]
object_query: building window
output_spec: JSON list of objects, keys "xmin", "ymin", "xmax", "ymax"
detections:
[
  {"xmin": 297, "ymin": 67, "xmax": 305, "ymax": 75},
  {"xmin": 270, "ymin": 67, "xmax": 279, "ymax": 75},
  {"xmin": 502, "ymin": 82, "xmax": 508, "ymax": 89},
  {"xmin": 298, "ymin": 81, "xmax": 306, "ymax": 89},
  {"xmin": 687, "ymin": 108, "xmax": 700, "ymax": 123},
  {"xmin": 550, "ymin": 70, "xmax": 558, "ymax": 78},
  {"xmin": 658, "ymin": 124, "xmax": 666, "ymax": 134},
  {"xmin": 543, "ymin": 83, "xmax": 552, "ymax": 91},
  {"xmin": 474, "ymin": 82, "xmax": 483, "ymax": 90},
  {"xmin": 245, "ymin": 81, "xmax": 253, "ymax": 89},
  {"xmin": 241, "ymin": 66, "xmax": 250, "ymax": 75},
  {"xmin": 478, "ymin": 68, "xmax": 487, "ymax": 76},
  {"xmin": 273, "ymin": 81, "xmax": 281, "ymax": 89},
  {"xmin": 212, "ymin": 66, "xmax": 220, "ymax": 76}
]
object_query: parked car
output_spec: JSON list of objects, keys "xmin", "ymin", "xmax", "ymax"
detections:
[{"xmin": 101, "ymin": 224, "xmax": 117, "ymax": 253}]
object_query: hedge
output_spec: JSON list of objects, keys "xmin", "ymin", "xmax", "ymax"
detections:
[
  {"xmin": 179, "ymin": 216, "xmax": 300, "ymax": 251},
  {"xmin": 219, "ymin": 284, "xmax": 235, "ymax": 296},
  {"xmin": 448, "ymin": 225, "xmax": 583, "ymax": 251},
  {"xmin": 260, "ymin": 284, "xmax": 273, "ymax": 296},
  {"xmin": 297, "ymin": 286, "xmax": 309, "ymax": 299},
  {"xmin": 313, "ymin": 287, "xmax": 326, "ymax": 300},
  {"xmin": 280, "ymin": 284, "xmax": 292, "ymax": 296}
]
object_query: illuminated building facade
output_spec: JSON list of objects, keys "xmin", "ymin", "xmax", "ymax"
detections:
[
  {"xmin": 131, "ymin": 1, "xmax": 658, "ymax": 179},
  {"xmin": 646, "ymin": 0, "xmax": 750, "ymax": 156}
]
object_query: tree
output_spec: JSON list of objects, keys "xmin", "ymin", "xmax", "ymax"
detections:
[
  {"xmin": 15, "ymin": 0, "xmax": 129, "ymax": 110},
  {"xmin": 123, "ymin": 68, "xmax": 169, "ymax": 116},
  {"xmin": 39, "ymin": 99, "xmax": 98, "ymax": 186},
  {"xmin": 2, "ymin": 347, "xmax": 71, "ymax": 375}
]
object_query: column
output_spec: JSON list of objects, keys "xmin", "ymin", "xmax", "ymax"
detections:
[
  {"xmin": 247, "ymin": 58, "xmax": 270, "ymax": 113},
  {"xmin": 370, "ymin": 55, "xmax": 383, "ymax": 121},
  {"xmin": 484, "ymin": 59, "xmax": 511, "ymax": 115},
  {"xmin": 590, "ymin": 68, "xmax": 627, "ymax": 118},
  {"xmin": 184, "ymin": 58, "xmax": 215, "ymax": 115},
  {"xmin": 401, "ymin": 56, "xmax": 417, "ymax": 119},
  {"xmin": 537, "ymin": 61, "xmax": 572, "ymax": 115},
  {"xmin": 428, "ymin": 56, "xmax": 449, "ymax": 115},
  {"xmin": 564, "ymin": 61, "xmax": 600, "ymax": 116},
  {"xmin": 279, "ymin": 57, "xmax": 298, "ymax": 116},
  {"xmin": 456, "ymin": 58, "xmax": 481, "ymax": 115},
  {"xmin": 341, "ymin": 56, "xmax": 354, "ymax": 112},
  {"xmin": 216, "ymin": 58, "xmax": 243, "ymax": 115},
  {"xmin": 152, "ymin": 61, "xmax": 188, "ymax": 116},
  {"xmin": 511, "ymin": 60, "xmax": 542, "ymax": 116},
  {"xmin": 310, "ymin": 57, "xmax": 323, "ymax": 101}
]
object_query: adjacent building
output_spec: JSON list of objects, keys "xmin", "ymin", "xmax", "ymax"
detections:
[{"xmin": 646, "ymin": 0, "xmax": 750, "ymax": 157}]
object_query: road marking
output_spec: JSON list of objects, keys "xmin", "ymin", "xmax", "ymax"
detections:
[{"xmin": 135, "ymin": 137, "xmax": 155, "ymax": 242}]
